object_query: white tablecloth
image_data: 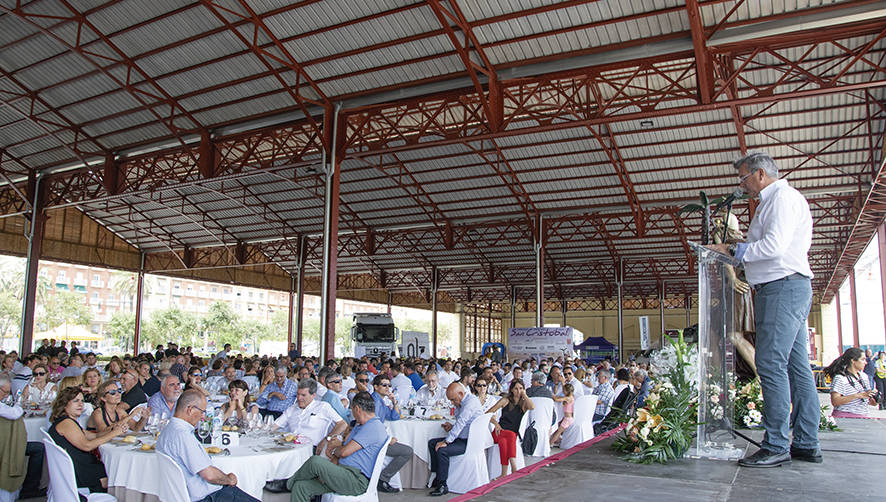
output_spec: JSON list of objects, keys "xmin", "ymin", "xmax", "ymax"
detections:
[
  {"xmin": 99, "ymin": 434, "xmax": 312, "ymax": 500},
  {"xmin": 24, "ymin": 415, "xmax": 49, "ymax": 442},
  {"xmin": 385, "ymin": 418, "xmax": 450, "ymax": 465}
]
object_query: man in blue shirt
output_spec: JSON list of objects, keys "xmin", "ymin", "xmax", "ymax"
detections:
[
  {"xmin": 285, "ymin": 391, "xmax": 388, "ymax": 502},
  {"xmin": 156, "ymin": 390, "xmax": 258, "ymax": 502},
  {"xmin": 147, "ymin": 375, "xmax": 182, "ymax": 417},
  {"xmin": 321, "ymin": 373, "xmax": 351, "ymax": 421},
  {"xmin": 370, "ymin": 375, "xmax": 413, "ymax": 493},
  {"xmin": 404, "ymin": 362, "xmax": 424, "ymax": 391},
  {"xmin": 256, "ymin": 366, "xmax": 297, "ymax": 419},
  {"xmin": 427, "ymin": 382, "xmax": 483, "ymax": 496}
]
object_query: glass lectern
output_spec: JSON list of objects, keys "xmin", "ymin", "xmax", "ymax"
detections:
[{"xmin": 687, "ymin": 242, "xmax": 744, "ymax": 460}]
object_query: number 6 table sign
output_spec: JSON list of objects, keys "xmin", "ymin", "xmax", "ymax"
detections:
[{"xmin": 213, "ymin": 431, "xmax": 240, "ymax": 448}]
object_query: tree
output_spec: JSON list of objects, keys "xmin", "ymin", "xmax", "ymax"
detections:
[
  {"xmin": 110, "ymin": 271, "xmax": 154, "ymax": 313},
  {"xmin": 0, "ymin": 290, "xmax": 21, "ymax": 342},
  {"xmin": 201, "ymin": 301, "xmax": 241, "ymax": 350},
  {"xmin": 106, "ymin": 311, "xmax": 136, "ymax": 353},
  {"xmin": 41, "ymin": 290, "xmax": 92, "ymax": 335},
  {"xmin": 142, "ymin": 307, "xmax": 199, "ymax": 349}
]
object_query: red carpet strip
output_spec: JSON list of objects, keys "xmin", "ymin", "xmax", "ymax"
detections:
[{"xmin": 449, "ymin": 424, "xmax": 627, "ymax": 501}]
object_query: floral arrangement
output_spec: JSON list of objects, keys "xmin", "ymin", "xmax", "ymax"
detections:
[
  {"xmin": 733, "ymin": 378, "xmax": 764, "ymax": 428},
  {"xmin": 612, "ymin": 331, "xmax": 699, "ymax": 464},
  {"xmin": 819, "ymin": 405, "xmax": 839, "ymax": 432}
]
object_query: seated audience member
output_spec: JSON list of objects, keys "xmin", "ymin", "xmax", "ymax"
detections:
[
  {"xmin": 283, "ymin": 391, "xmax": 388, "ymax": 502},
  {"xmin": 427, "ymin": 382, "xmax": 484, "ymax": 496},
  {"xmin": 340, "ymin": 365, "xmax": 356, "ymax": 397},
  {"xmin": 610, "ymin": 368, "xmax": 633, "ymax": 414},
  {"xmin": 184, "ymin": 366, "xmax": 212, "ymax": 397},
  {"xmin": 138, "ymin": 362, "xmax": 161, "ymax": 397},
  {"xmin": 632, "ymin": 369, "xmax": 650, "ymax": 408},
  {"xmin": 825, "ymin": 347, "xmax": 876, "ymax": 418},
  {"xmin": 0, "ymin": 374, "xmax": 45, "ymax": 498},
  {"xmin": 48, "ymin": 387, "xmax": 127, "ymax": 493},
  {"xmin": 368, "ymin": 376, "xmax": 413, "ymax": 493},
  {"xmin": 156, "ymin": 390, "xmax": 259, "ymax": 502},
  {"xmin": 487, "ymin": 379, "xmax": 534, "ymax": 479},
  {"xmin": 526, "ymin": 371, "xmax": 554, "ymax": 399},
  {"xmin": 118, "ymin": 369, "xmax": 148, "ymax": 412},
  {"xmin": 416, "ymin": 371, "xmax": 447, "ymax": 405},
  {"xmin": 591, "ymin": 370, "xmax": 615, "ymax": 423},
  {"xmin": 219, "ymin": 380, "xmax": 259, "ymax": 425},
  {"xmin": 347, "ymin": 371, "xmax": 371, "ymax": 401},
  {"xmin": 271, "ymin": 379, "xmax": 346, "ymax": 449},
  {"xmin": 404, "ymin": 362, "xmax": 424, "ymax": 391},
  {"xmin": 255, "ymin": 366, "xmax": 298, "ymax": 419},
  {"xmin": 88, "ymin": 380, "xmax": 146, "ymax": 433},
  {"xmin": 550, "ymin": 384, "xmax": 576, "ymax": 446},
  {"xmin": 389, "ymin": 363, "xmax": 414, "ymax": 404},
  {"xmin": 562, "ymin": 366, "xmax": 585, "ymax": 397},
  {"xmin": 148, "ymin": 375, "xmax": 183, "ymax": 417},
  {"xmin": 480, "ymin": 367, "xmax": 501, "ymax": 396},
  {"xmin": 256, "ymin": 365, "xmax": 276, "ymax": 397},
  {"xmin": 321, "ymin": 372, "xmax": 350, "ymax": 421},
  {"xmin": 60, "ymin": 354, "xmax": 85, "ymax": 379},
  {"xmin": 457, "ymin": 367, "xmax": 475, "ymax": 392},
  {"xmin": 472, "ymin": 377, "xmax": 499, "ymax": 412},
  {"xmin": 20, "ymin": 363, "xmax": 56, "ymax": 407}
]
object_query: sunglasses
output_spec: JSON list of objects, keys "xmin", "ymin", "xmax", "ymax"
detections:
[
  {"xmin": 105, "ymin": 389, "xmax": 120, "ymax": 396},
  {"xmin": 191, "ymin": 373, "xmax": 203, "ymax": 377},
  {"xmin": 475, "ymin": 384, "xmax": 487, "ymax": 388},
  {"xmin": 327, "ymin": 379, "xmax": 342, "ymax": 384},
  {"xmin": 377, "ymin": 383, "xmax": 391, "ymax": 387},
  {"xmin": 34, "ymin": 372, "xmax": 47, "ymax": 376},
  {"xmin": 357, "ymin": 379, "xmax": 369, "ymax": 383}
]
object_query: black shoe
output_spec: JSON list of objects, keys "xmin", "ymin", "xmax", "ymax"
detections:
[
  {"xmin": 738, "ymin": 448, "xmax": 791, "ymax": 468},
  {"xmin": 430, "ymin": 483, "xmax": 449, "ymax": 496},
  {"xmin": 378, "ymin": 480, "xmax": 399, "ymax": 493},
  {"xmin": 264, "ymin": 479, "xmax": 289, "ymax": 493},
  {"xmin": 430, "ymin": 478, "xmax": 442, "ymax": 489},
  {"xmin": 790, "ymin": 447, "xmax": 823, "ymax": 463}
]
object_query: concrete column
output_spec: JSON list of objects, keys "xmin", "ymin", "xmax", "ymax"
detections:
[{"xmin": 616, "ymin": 260, "xmax": 624, "ymax": 363}]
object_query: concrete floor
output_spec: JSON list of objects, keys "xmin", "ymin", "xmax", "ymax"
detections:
[{"xmin": 23, "ymin": 396, "xmax": 886, "ymax": 502}]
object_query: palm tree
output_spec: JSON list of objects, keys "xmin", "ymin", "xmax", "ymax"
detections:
[{"xmin": 110, "ymin": 271, "xmax": 153, "ymax": 313}]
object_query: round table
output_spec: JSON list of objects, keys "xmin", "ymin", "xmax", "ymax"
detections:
[
  {"xmin": 24, "ymin": 414, "xmax": 49, "ymax": 442},
  {"xmin": 385, "ymin": 418, "xmax": 452, "ymax": 489},
  {"xmin": 99, "ymin": 434, "xmax": 312, "ymax": 501}
]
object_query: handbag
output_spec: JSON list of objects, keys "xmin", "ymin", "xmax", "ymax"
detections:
[{"xmin": 519, "ymin": 420, "xmax": 538, "ymax": 456}]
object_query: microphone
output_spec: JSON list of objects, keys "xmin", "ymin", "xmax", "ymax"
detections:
[{"xmin": 714, "ymin": 188, "xmax": 744, "ymax": 211}]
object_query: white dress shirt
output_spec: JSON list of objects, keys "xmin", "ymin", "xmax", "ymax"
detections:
[
  {"xmin": 437, "ymin": 370, "xmax": 457, "ymax": 389},
  {"xmin": 736, "ymin": 179, "xmax": 813, "ymax": 286},
  {"xmin": 274, "ymin": 398, "xmax": 342, "ymax": 446},
  {"xmin": 390, "ymin": 373, "xmax": 413, "ymax": 403},
  {"xmin": 415, "ymin": 384, "xmax": 447, "ymax": 405}
]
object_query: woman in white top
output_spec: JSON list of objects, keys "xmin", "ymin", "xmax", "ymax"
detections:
[
  {"xmin": 20, "ymin": 363, "xmax": 56, "ymax": 408},
  {"xmin": 472, "ymin": 377, "xmax": 500, "ymax": 413},
  {"xmin": 825, "ymin": 347, "xmax": 876, "ymax": 418},
  {"xmin": 340, "ymin": 364, "xmax": 356, "ymax": 397}
]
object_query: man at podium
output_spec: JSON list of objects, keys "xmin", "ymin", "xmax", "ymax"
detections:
[{"xmin": 708, "ymin": 151, "xmax": 821, "ymax": 468}]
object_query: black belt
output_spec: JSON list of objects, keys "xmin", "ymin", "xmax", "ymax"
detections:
[{"xmin": 754, "ymin": 272, "xmax": 809, "ymax": 291}]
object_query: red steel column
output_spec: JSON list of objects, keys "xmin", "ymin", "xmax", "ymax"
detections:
[
  {"xmin": 319, "ymin": 107, "xmax": 343, "ymax": 361},
  {"xmin": 19, "ymin": 174, "xmax": 46, "ymax": 356},
  {"xmin": 878, "ymin": 223, "xmax": 886, "ymax": 348},
  {"xmin": 849, "ymin": 272, "xmax": 860, "ymax": 347},
  {"xmin": 835, "ymin": 289, "xmax": 844, "ymax": 352},
  {"xmin": 287, "ymin": 275, "xmax": 295, "ymax": 347},
  {"xmin": 133, "ymin": 252, "xmax": 145, "ymax": 354},
  {"xmin": 295, "ymin": 236, "xmax": 306, "ymax": 355}
]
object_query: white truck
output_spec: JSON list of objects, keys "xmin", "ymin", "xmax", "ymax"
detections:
[{"xmin": 351, "ymin": 313, "xmax": 399, "ymax": 358}]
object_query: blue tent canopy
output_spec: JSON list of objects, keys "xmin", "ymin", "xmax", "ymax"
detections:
[{"xmin": 574, "ymin": 336, "xmax": 617, "ymax": 363}]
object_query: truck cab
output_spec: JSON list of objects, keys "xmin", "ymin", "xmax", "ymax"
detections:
[{"xmin": 351, "ymin": 313, "xmax": 399, "ymax": 358}]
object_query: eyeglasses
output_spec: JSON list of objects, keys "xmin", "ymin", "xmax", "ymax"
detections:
[
  {"xmin": 475, "ymin": 384, "xmax": 487, "ymax": 388},
  {"xmin": 34, "ymin": 371, "xmax": 47, "ymax": 376},
  {"xmin": 327, "ymin": 379, "xmax": 342, "ymax": 384},
  {"xmin": 190, "ymin": 405, "xmax": 206, "ymax": 414},
  {"xmin": 737, "ymin": 167, "xmax": 759, "ymax": 184}
]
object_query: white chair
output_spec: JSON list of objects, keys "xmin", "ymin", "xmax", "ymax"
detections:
[
  {"xmin": 242, "ymin": 375, "xmax": 260, "ymax": 393},
  {"xmin": 155, "ymin": 452, "xmax": 190, "ymax": 502},
  {"xmin": 42, "ymin": 436, "xmax": 116, "ymax": 502},
  {"xmin": 528, "ymin": 397, "xmax": 554, "ymax": 458},
  {"xmin": 447, "ymin": 413, "xmax": 494, "ymax": 494},
  {"xmin": 321, "ymin": 436, "xmax": 391, "ymax": 502},
  {"xmin": 560, "ymin": 394, "xmax": 598, "ymax": 450},
  {"xmin": 487, "ymin": 409, "xmax": 530, "ymax": 478},
  {"xmin": 205, "ymin": 375, "xmax": 225, "ymax": 393}
]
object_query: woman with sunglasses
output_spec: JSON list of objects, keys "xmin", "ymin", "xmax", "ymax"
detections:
[
  {"xmin": 49, "ymin": 386, "xmax": 127, "ymax": 493},
  {"xmin": 184, "ymin": 366, "xmax": 211, "ymax": 397},
  {"xmin": 87, "ymin": 380, "xmax": 145, "ymax": 433},
  {"xmin": 20, "ymin": 363, "xmax": 57, "ymax": 408},
  {"xmin": 472, "ymin": 377, "xmax": 499, "ymax": 412}
]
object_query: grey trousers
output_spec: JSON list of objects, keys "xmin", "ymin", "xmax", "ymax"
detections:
[{"xmin": 380, "ymin": 441, "xmax": 413, "ymax": 483}]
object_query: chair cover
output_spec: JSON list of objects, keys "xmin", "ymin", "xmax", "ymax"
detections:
[
  {"xmin": 487, "ymin": 409, "xmax": 530, "ymax": 478},
  {"xmin": 155, "ymin": 452, "xmax": 190, "ymax": 502},
  {"xmin": 205, "ymin": 376, "xmax": 225, "ymax": 393},
  {"xmin": 447, "ymin": 413, "xmax": 494, "ymax": 494},
  {"xmin": 560, "ymin": 394, "xmax": 598, "ymax": 450},
  {"xmin": 528, "ymin": 397, "xmax": 554, "ymax": 458},
  {"xmin": 42, "ymin": 435, "xmax": 116, "ymax": 502},
  {"xmin": 241, "ymin": 375, "xmax": 260, "ymax": 394},
  {"xmin": 321, "ymin": 437, "xmax": 391, "ymax": 502}
]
